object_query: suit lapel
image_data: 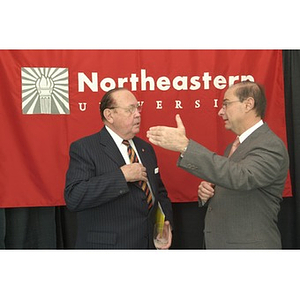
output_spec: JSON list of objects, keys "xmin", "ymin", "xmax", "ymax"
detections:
[
  {"xmin": 229, "ymin": 123, "xmax": 269, "ymax": 158},
  {"xmin": 133, "ymin": 138, "xmax": 156, "ymax": 195},
  {"xmin": 98, "ymin": 127, "xmax": 126, "ymax": 166},
  {"xmin": 98, "ymin": 130, "xmax": 157, "ymax": 203}
]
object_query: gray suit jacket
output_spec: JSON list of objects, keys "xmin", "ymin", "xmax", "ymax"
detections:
[
  {"xmin": 64, "ymin": 127, "xmax": 173, "ymax": 249},
  {"xmin": 178, "ymin": 123, "xmax": 289, "ymax": 249}
]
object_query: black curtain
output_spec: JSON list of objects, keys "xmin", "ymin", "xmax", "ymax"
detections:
[
  {"xmin": 0, "ymin": 207, "xmax": 56, "ymax": 249},
  {"xmin": 282, "ymin": 50, "xmax": 300, "ymax": 248},
  {"xmin": 1, "ymin": 50, "xmax": 299, "ymax": 249}
]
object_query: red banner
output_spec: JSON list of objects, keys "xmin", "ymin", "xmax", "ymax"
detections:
[{"xmin": 0, "ymin": 50, "xmax": 292, "ymax": 208}]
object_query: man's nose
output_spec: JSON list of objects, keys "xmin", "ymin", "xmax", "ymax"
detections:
[{"xmin": 218, "ymin": 107, "xmax": 224, "ymax": 116}]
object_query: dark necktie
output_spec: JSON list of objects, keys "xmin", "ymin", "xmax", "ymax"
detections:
[
  {"xmin": 228, "ymin": 136, "xmax": 240, "ymax": 157},
  {"xmin": 122, "ymin": 140, "xmax": 153, "ymax": 209}
]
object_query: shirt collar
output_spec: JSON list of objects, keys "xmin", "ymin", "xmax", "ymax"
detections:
[
  {"xmin": 105, "ymin": 125, "xmax": 129, "ymax": 147},
  {"xmin": 239, "ymin": 120, "xmax": 264, "ymax": 143}
]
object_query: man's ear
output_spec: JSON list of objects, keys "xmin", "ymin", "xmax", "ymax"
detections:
[
  {"xmin": 104, "ymin": 108, "xmax": 114, "ymax": 124},
  {"xmin": 245, "ymin": 97, "xmax": 255, "ymax": 112}
]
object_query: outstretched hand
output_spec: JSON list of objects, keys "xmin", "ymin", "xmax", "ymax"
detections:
[{"xmin": 147, "ymin": 114, "xmax": 189, "ymax": 152}]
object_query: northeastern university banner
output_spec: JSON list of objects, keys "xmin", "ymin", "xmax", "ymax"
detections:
[{"xmin": 0, "ymin": 50, "xmax": 292, "ymax": 208}]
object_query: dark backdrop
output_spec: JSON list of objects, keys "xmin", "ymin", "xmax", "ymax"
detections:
[{"xmin": 1, "ymin": 50, "xmax": 299, "ymax": 249}]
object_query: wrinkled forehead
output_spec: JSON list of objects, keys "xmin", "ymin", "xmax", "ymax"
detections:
[{"xmin": 112, "ymin": 90, "xmax": 137, "ymax": 106}]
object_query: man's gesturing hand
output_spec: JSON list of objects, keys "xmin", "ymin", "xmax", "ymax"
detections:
[{"xmin": 147, "ymin": 114, "xmax": 189, "ymax": 153}]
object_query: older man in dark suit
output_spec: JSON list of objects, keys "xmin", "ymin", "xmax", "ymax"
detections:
[
  {"xmin": 147, "ymin": 81, "xmax": 289, "ymax": 249},
  {"xmin": 64, "ymin": 88, "xmax": 173, "ymax": 249}
]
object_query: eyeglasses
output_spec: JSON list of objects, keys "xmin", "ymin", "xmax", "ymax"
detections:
[
  {"xmin": 221, "ymin": 100, "xmax": 241, "ymax": 110},
  {"xmin": 109, "ymin": 103, "xmax": 142, "ymax": 114}
]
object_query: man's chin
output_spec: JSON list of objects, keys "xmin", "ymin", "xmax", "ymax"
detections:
[{"xmin": 133, "ymin": 128, "xmax": 140, "ymax": 134}]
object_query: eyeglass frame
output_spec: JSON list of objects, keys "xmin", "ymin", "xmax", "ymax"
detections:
[
  {"xmin": 221, "ymin": 100, "xmax": 242, "ymax": 110},
  {"xmin": 108, "ymin": 103, "xmax": 142, "ymax": 114}
]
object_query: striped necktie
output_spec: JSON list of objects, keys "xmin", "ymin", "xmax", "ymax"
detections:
[
  {"xmin": 228, "ymin": 136, "xmax": 240, "ymax": 157},
  {"xmin": 122, "ymin": 140, "xmax": 153, "ymax": 209}
]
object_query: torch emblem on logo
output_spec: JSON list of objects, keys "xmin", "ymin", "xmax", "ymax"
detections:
[{"xmin": 21, "ymin": 67, "xmax": 70, "ymax": 114}]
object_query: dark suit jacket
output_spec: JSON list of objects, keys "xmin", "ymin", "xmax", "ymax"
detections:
[
  {"xmin": 178, "ymin": 123, "xmax": 289, "ymax": 249},
  {"xmin": 64, "ymin": 127, "xmax": 173, "ymax": 249}
]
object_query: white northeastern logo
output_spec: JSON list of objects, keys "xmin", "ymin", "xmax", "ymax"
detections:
[{"xmin": 21, "ymin": 67, "xmax": 70, "ymax": 114}]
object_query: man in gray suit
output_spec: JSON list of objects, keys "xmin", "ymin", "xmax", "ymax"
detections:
[
  {"xmin": 147, "ymin": 81, "xmax": 289, "ymax": 249},
  {"xmin": 65, "ymin": 88, "xmax": 173, "ymax": 249}
]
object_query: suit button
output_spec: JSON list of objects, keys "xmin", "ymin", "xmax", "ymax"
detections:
[{"xmin": 187, "ymin": 164, "xmax": 198, "ymax": 170}]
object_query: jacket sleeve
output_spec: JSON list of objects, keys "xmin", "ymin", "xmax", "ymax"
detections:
[{"xmin": 177, "ymin": 139, "xmax": 288, "ymax": 193}]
